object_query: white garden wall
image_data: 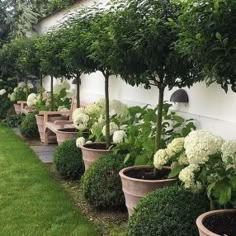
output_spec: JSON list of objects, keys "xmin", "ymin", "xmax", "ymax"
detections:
[{"xmin": 36, "ymin": 0, "xmax": 236, "ymax": 140}]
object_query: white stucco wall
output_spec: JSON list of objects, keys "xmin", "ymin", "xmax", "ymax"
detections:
[{"xmin": 36, "ymin": 0, "xmax": 236, "ymax": 140}]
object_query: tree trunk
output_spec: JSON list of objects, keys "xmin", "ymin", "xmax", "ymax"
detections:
[
  {"xmin": 40, "ymin": 74, "xmax": 43, "ymax": 102},
  {"xmin": 50, "ymin": 75, "xmax": 54, "ymax": 111},
  {"xmin": 76, "ymin": 74, "xmax": 81, "ymax": 108},
  {"xmin": 155, "ymin": 85, "xmax": 165, "ymax": 152},
  {"xmin": 104, "ymin": 73, "xmax": 110, "ymax": 149}
]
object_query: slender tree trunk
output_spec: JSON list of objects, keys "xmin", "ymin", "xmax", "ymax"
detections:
[
  {"xmin": 40, "ymin": 74, "xmax": 43, "ymax": 102},
  {"xmin": 50, "ymin": 75, "xmax": 54, "ymax": 111},
  {"xmin": 104, "ymin": 73, "xmax": 110, "ymax": 149},
  {"xmin": 76, "ymin": 74, "xmax": 81, "ymax": 108},
  {"xmin": 25, "ymin": 78, "xmax": 28, "ymax": 99},
  {"xmin": 155, "ymin": 85, "xmax": 165, "ymax": 152}
]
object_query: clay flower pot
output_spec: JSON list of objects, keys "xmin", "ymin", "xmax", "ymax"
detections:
[
  {"xmin": 196, "ymin": 209, "xmax": 236, "ymax": 236},
  {"xmin": 80, "ymin": 143, "xmax": 110, "ymax": 170},
  {"xmin": 56, "ymin": 128, "xmax": 78, "ymax": 145},
  {"xmin": 119, "ymin": 165, "xmax": 177, "ymax": 216},
  {"xmin": 14, "ymin": 104, "xmax": 21, "ymax": 114},
  {"xmin": 35, "ymin": 115, "xmax": 67, "ymax": 143}
]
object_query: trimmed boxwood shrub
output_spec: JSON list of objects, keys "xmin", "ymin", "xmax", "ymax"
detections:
[
  {"xmin": 6, "ymin": 114, "xmax": 23, "ymax": 128},
  {"xmin": 128, "ymin": 185, "xmax": 209, "ymax": 236},
  {"xmin": 20, "ymin": 113, "xmax": 39, "ymax": 139},
  {"xmin": 81, "ymin": 153, "xmax": 129, "ymax": 210},
  {"xmin": 53, "ymin": 140, "xmax": 84, "ymax": 180}
]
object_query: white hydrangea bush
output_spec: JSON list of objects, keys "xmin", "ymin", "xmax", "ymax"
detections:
[
  {"xmin": 153, "ymin": 137, "xmax": 186, "ymax": 170},
  {"xmin": 221, "ymin": 140, "xmax": 236, "ymax": 169},
  {"xmin": 8, "ymin": 81, "xmax": 35, "ymax": 103},
  {"xmin": 184, "ymin": 130, "xmax": 224, "ymax": 165},
  {"xmin": 73, "ymin": 100, "xmax": 130, "ymax": 146}
]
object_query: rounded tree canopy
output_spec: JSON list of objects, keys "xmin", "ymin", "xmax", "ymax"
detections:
[
  {"xmin": 177, "ymin": 0, "xmax": 236, "ymax": 92},
  {"xmin": 110, "ymin": 0, "xmax": 200, "ymax": 89}
]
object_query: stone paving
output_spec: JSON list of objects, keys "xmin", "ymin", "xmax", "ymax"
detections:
[{"xmin": 13, "ymin": 128, "xmax": 56, "ymax": 163}]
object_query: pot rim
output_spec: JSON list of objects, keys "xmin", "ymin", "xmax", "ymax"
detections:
[
  {"xmin": 196, "ymin": 209, "xmax": 236, "ymax": 236},
  {"xmin": 80, "ymin": 142, "xmax": 111, "ymax": 152},
  {"xmin": 57, "ymin": 129, "xmax": 78, "ymax": 134},
  {"xmin": 119, "ymin": 165, "xmax": 177, "ymax": 183}
]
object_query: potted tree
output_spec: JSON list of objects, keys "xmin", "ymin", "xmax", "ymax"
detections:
[
  {"xmin": 111, "ymin": 0, "xmax": 199, "ymax": 215},
  {"xmin": 69, "ymin": 6, "xmax": 120, "ymax": 166},
  {"xmin": 35, "ymin": 34, "xmax": 70, "ymax": 143},
  {"xmin": 176, "ymin": 0, "xmax": 236, "ymax": 234}
]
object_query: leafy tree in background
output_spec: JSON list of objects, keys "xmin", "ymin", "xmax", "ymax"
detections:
[
  {"xmin": 85, "ymin": 6, "xmax": 119, "ymax": 149},
  {"xmin": 176, "ymin": 0, "xmax": 236, "ymax": 92},
  {"xmin": 111, "ymin": 0, "xmax": 200, "ymax": 151},
  {"xmin": 37, "ymin": 32, "xmax": 70, "ymax": 111},
  {"xmin": 57, "ymin": 12, "xmax": 97, "ymax": 108}
]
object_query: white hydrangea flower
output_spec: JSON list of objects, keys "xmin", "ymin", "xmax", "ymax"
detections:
[
  {"xmin": 102, "ymin": 122, "xmax": 118, "ymax": 137},
  {"xmin": 72, "ymin": 107, "xmax": 89, "ymax": 130},
  {"xmin": 27, "ymin": 93, "xmax": 37, "ymax": 107},
  {"xmin": 221, "ymin": 140, "xmax": 236, "ymax": 167},
  {"xmin": 86, "ymin": 140, "xmax": 93, "ymax": 144},
  {"xmin": 61, "ymin": 80, "xmax": 70, "ymax": 90},
  {"xmin": 113, "ymin": 130, "xmax": 127, "ymax": 144},
  {"xmin": 9, "ymin": 93, "xmax": 16, "ymax": 102},
  {"xmin": 178, "ymin": 153, "xmax": 189, "ymax": 166},
  {"xmin": 153, "ymin": 149, "xmax": 170, "ymax": 169},
  {"xmin": 72, "ymin": 108, "xmax": 86, "ymax": 121},
  {"xmin": 76, "ymin": 137, "xmax": 85, "ymax": 147},
  {"xmin": 110, "ymin": 100, "xmax": 129, "ymax": 119},
  {"xmin": 0, "ymin": 89, "xmax": 6, "ymax": 96},
  {"xmin": 167, "ymin": 138, "xmax": 185, "ymax": 156},
  {"xmin": 85, "ymin": 103, "xmax": 102, "ymax": 115},
  {"xmin": 184, "ymin": 130, "xmax": 224, "ymax": 165},
  {"xmin": 18, "ymin": 82, "xmax": 26, "ymax": 88},
  {"xmin": 27, "ymin": 82, "xmax": 34, "ymax": 89},
  {"xmin": 179, "ymin": 164, "xmax": 200, "ymax": 189},
  {"xmin": 14, "ymin": 87, "xmax": 18, "ymax": 92}
]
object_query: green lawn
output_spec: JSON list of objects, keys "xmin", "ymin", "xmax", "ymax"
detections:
[{"xmin": 0, "ymin": 124, "xmax": 97, "ymax": 236}]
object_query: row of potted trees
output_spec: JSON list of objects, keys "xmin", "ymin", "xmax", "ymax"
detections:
[{"xmin": 0, "ymin": 0, "xmax": 235, "ymax": 234}]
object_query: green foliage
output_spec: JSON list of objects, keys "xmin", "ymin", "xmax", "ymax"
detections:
[
  {"xmin": 194, "ymin": 153, "xmax": 236, "ymax": 209},
  {"xmin": 128, "ymin": 185, "xmax": 209, "ymax": 236},
  {"xmin": 81, "ymin": 153, "xmax": 130, "ymax": 210},
  {"xmin": 115, "ymin": 103, "xmax": 195, "ymax": 166},
  {"xmin": 53, "ymin": 140, "xmax": 85, "ymax": 180},
  {"xmin": 20, "ymin": 112, "xmax": 39, "ymax": 139},
  {"xmin": 6, "ymin": 114, "xmax": 23, "ymax": 128},
  {"xmin": 46, "ymin": 0, "xmax": 75, "ymax": 15},
  {"xmin": 177, "ymin": 0, "xmax": 236, "ymax": 92},
  {"xmin": 0, "ymin": 93, "xmax": 12, "ymax": 119}
]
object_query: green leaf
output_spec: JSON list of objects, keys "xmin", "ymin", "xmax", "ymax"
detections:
[
  {"xmin": 168, "ymin": 165, "xmax": 184, "ymax": 178},
  {"xmin": 216, "ymin": 32, "xmax": 222, "ymax": 41},
  {"xmin": 134, "ymin": 155, "xmax": 149, "ymax": 166}
]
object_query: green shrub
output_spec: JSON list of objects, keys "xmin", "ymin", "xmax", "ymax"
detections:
[
  {"xmin": 53, "ymin": 140, "xmax": 84, "ymax": 180},
  {"xmin": 81, "ymin": 153, "xmax": 129, "ymax": 210},
  {"xmin": 20, "ymin": 113, "xmax": 39, "ymax": 139},
  {"xmin": 6, "ymin": 114, "xmax": 23, "ymax": 128},
  {"xmin": 128, "ymin": 185, "xmax": 209, "ymax": 236}
]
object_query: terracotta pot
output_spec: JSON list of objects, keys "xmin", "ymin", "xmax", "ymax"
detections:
[
  {"xmin": 14, "ymin": 104, "xmax": 21, "ymax": 114},
  {"xmin": 196, "ymin": 209, "xmax": 236, "ymax": 236},
  {"xmin": 56, "ymin": 128, "xmax": 78, "ymax": 145},
  {"xmin": 80, "ymin": 143, "xmax": 110, "ymax": 170},
  {"xmin": 119, "ymin": 165, "xmax": 177, "ymax": 216},
  {"xmin": 35, "ymin": 115, "xmax": 67, "ymax": 143}
]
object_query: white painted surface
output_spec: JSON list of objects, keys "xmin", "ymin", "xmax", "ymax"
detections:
[{"xmin": 37, "ymin": 1, "xmax": 236, "ymax": 140}]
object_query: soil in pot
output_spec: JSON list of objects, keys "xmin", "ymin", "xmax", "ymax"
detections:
[
  {"xmin": 125, "ymin": 168, "xmax": 170, "ymax": 180},
  {"xmin": 203, "ymin": 212, "xmax": 236, "ymax": 236},
  {"xmin": 83, "ymin": 143, "xmax": 109, "ymax": 150},
  {"xmin": 58, "ymin": 128, "xmax": 78, "ymax": 132}
]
